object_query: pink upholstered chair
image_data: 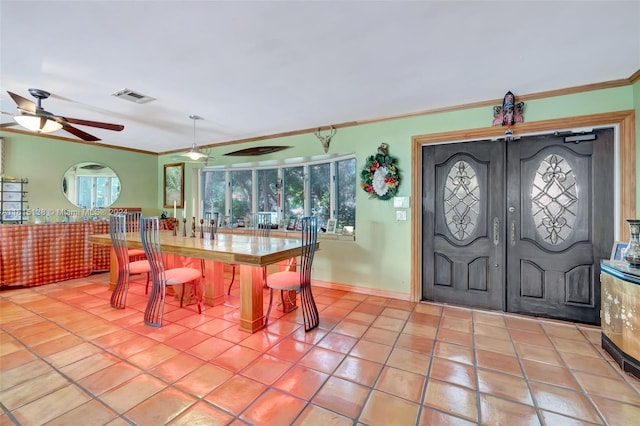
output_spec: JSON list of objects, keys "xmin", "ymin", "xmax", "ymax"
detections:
[
  {"xmin": 126, "ymin": 211, "xmax": 146, "ymax": 261},
  {"xmin": 265, "ymin": 216, "xmax": 319, "ymax": 331},
  {"xmin": 109, "ymin": 214, "xmax": 151, "ymax": 309},
  {"xmin": 140, "ymin": 216, "xmax": 203, "ymax": 327}
]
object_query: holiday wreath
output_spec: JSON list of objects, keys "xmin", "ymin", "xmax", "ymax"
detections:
[{"xmin": 360, "ymin": 143, "xmax": 401, "ymax": 200}]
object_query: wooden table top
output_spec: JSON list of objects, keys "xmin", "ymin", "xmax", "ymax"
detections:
[{"xmin": 88, "ymin": 231, "xmax": 318, "ymax": 267}]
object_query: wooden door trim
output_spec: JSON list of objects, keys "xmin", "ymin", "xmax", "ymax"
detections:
[{"xmin": 411, "ymin": 110, "xmax": 636, "ymax": 302}]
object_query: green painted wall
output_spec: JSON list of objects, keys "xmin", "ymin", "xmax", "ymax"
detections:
[
  {"xmin": 0, "ymin": 134, "xmax": 158, "ymax": 219},
  {"xmin": 3, "ymin": 84, "xmax": 638, "ymax": 297},
  {"xmin": 161, "ymin": 86, "xmax": 637, "ymax": 295}
]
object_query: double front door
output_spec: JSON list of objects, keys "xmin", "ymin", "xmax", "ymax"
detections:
[{"xmin": 422, "ymin": 129, "xmax": 614, "ymax": 324}]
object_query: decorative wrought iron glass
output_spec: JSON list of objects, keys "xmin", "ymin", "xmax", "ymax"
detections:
[
  {"xmin": 444, "ymin": 160, "xmax": 480, "ymax": 240},
  {"xmin": 531, "ymin": 154, "xmax": 577, "ymax": 245}
]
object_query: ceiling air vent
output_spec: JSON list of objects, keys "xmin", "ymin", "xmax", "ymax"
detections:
[{"xmin": 111, "ymin": 88, "xmax": 156, "ymax": 104}]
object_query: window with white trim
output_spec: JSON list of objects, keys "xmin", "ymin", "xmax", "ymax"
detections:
[{"xmin": 201, "ymin": 154, "xmax": 356, "ymax": 230}]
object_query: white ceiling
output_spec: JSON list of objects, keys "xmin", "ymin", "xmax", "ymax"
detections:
[{"xmin": 1, "ymin": 1, "xmax": 639, "ymax": 154}]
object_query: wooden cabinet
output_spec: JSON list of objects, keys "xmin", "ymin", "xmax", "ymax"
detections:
[
  {"xmin": 0, "ymin": 178, "xmax": 28, "ymax": 223},
  {"xmin": 600, "ymin": 261, "xmax": 640, "ymax": 379}
]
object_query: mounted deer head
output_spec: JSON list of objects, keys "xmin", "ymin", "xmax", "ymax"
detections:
[{"xmin": 314, "ymin": 126, "xmax": 337, "ymax": 153}]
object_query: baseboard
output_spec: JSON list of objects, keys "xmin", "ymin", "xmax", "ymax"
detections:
[{"xmin": 311, "ymin": 279, "xmax": 411, "ymax": 301}]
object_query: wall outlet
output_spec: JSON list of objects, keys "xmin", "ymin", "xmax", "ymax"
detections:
[{"xmin": 396, "ymin": 210, "xmax": 407, "ymax": 221}]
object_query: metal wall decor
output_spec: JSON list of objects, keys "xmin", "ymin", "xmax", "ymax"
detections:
[
  {"xmin": 360, "ymin": 143, "xmax": 401, "ymax": 200},
  {"xmin": 492, "ymin": 91, "xmax": 525, "ymax": 141},
  {"xmin": 492, "ymin": 91, "xmax": 525, "ymax": 127}
]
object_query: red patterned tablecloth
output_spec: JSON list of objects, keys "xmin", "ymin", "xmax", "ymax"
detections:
[
  {"xmin": 91, "ymin": 222, "xmax": 111, "ymax": 272},
  {"xmin": 0, "ymin": 222, "xmax": 110, "ymax": 288}
]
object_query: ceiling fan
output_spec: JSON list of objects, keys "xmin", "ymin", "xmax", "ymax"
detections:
[{"xmin": 2, "ymin": 88, "xmax": 124, "ymax": 141}]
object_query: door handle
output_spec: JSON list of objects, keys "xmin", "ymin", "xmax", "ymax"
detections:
[
  {"xmin": 493, "ymin": 217, "xmax": 499, "ymax": 246},
  {"xmin": 510, "ymin": 221, "xmax": 516, "ymax": 246},
  {"xmin": 508, "ymin": 206, "xmax": 516, "ymax": 213}
]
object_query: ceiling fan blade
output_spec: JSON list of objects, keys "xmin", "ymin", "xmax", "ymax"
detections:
[
  {"xmin": 61, "ymin": 117, "xmax": 124, "ymax": 131},
  {"xmin": 62, "ymin": 123, "xmax": 100, "ymax": 142},
  {"xmin": 7, "ymin": 91, "xmax": 36, "ymax": 114}
]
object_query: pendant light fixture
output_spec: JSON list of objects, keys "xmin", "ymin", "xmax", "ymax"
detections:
[{"xmin": 173, "ymin": 115, "xmax": 214, "ymax": 163}]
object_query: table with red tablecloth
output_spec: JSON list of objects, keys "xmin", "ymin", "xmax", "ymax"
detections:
[{"xmin": 0, "ymin": 222, "xmax": 111, "ymax": 288}]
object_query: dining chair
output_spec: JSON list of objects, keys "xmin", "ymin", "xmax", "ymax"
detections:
[
  {"xmin": 140, "ymin": 216, "xmax": 203, "ymax": 327},
  {"xmin": 227, "ymin": 212, "xmax": 272, "ymax": 295},
  {"xmin": 109, "ymin": 214, "xmax": 151, "ymax": 309},
  {"xmin": 265, "ymin": 216, "xmax": 319, "ymax": 332},
  {"xmin": 125, "ymin": 211, "xmax": 146, "ymax": 261}
]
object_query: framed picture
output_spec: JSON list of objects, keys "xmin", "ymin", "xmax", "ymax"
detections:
[
  {"xmin": 286, "ymin": 217, "xmax": 297, "ymax": 231},
  {"xmin": 326, "ymin": 218, "xmax": 337, "ymax": 234},
  {"xmin": 611, "ymin": 241, "xmax": 628, "ymax": 261},
  {"xmin": 163, "ymin": 163, "xmax": 184, "ymax": 208}
]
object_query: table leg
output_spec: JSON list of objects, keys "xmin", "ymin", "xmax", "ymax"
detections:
[
  {"xmin": 239, "ymin": 264, "xmax": 265, "ymax": 333},
  {"xmin": 202, "ymin": 260, "xmax": 225, "ymax": 306}
]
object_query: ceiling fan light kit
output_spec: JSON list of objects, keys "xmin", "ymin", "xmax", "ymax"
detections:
[{"xmin": 14, "ymin": 115, "xmax": 62, "ymax": 133}]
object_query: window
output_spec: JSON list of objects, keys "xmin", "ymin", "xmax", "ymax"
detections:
[
  {"xmin": 283, "ymin": 166, "xmax": 304, "ymax": 220},
  {"xmin": 335, "ymin": 157, "xmax": 356, "ymax": 228},
  {"xmin": 230, "ymin": 170, "xmax": 252, "ymax": 223},
  {"xmin": 308, "ymin": 162, "xmax": 330, "ymax": 228},
  {"xmin": 201, "ymin": 154, "xmax": 356, "ymax": 231},
  {"xmin": 202, "ymin": 170, "xmax": 226, "ymax": 215},
  {"xmin": 256, "ymin": 168, "xmax": 278, "ymax": 214}
]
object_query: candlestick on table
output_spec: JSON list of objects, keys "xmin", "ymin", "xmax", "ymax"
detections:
[
  {"xmin": 191, "ymin": 216, "xmax": 196, "ymax": 238},
  {"xmin": 200, "ymin": 219, "xmax": 204, "ymax": 239},
  {"xmin": 210, "ymin": 219, "xmax": 215, "ymax": 240},
  {"xmin": 182, "ymin": 218, "xmax": 187, "ymax": 237},
  {"xmin": 173, "ymin": 217, "xmax": 178, "ymax": 236}
]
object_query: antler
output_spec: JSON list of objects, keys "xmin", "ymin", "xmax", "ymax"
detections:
[{"xmin": 314, "ymin": 126, "xmax": 337, "ymax": 153}]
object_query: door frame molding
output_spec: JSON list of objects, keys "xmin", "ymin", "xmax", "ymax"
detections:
[{"xmin": 410, "ymin": 110, "xmax": 636, "ymax": 302}]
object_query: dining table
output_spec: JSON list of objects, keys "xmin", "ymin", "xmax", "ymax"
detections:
[{"xmin": 88, "ymin": 231, "xmax": 318, "ymax": 333}]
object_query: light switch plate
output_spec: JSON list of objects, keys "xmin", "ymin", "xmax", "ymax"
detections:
[
  {"xmin": 396, "ymin": 210, "xmax": 407, "ymax": 221},
  {"xmin": 393, "ymin": 196, "xmax": 410, "ymax": 208}
]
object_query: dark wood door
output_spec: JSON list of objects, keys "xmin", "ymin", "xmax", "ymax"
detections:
[
  {"xmin": 422, "ymin": 129, "xmax": 614, "ymax": 324},
  {"xmin": 423, "ymin": 140, "xmax": 505, "ymax": 310},
  {"xmin": 506, "ymin": 130, "xmax": 614, "ymax": 324}
]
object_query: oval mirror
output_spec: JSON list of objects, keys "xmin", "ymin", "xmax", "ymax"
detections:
[{"xmin": 62, "ymin": 162, "xmax": 121, "ymax": 208}]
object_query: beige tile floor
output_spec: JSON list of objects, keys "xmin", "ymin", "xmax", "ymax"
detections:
[{"xmin": 1, "ymin": 271, "xmax": 639, "ymax": 425}]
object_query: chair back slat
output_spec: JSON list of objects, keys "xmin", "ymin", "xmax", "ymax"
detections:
[
  {"xmin": 109, "ymin": 214, "xmax": 131, "ymax": 308},
  {"xmin": 140, "ymin": 216, "xmax": 168, "ymax": 327},
  {"xmin": 126, "ymin": 211, "xmax": 142, "ymax": 233},
  {"xmin": 299, "ymin": 216, "xmax": 318, "ymax": 287},
  {"xmin": 140, "ymin": 216, "xmax": 166, "ymax": 284},
  {"xmin": 109, "ymin": 214, "xmax": 130, "ymax": 274},
  {"xmin": 251, "ymin": 213, "xmax": 272, "ymax": 237},
  {"xmin": 299, "ymin": 216, "xmax": 319, "ymax": 331}
]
